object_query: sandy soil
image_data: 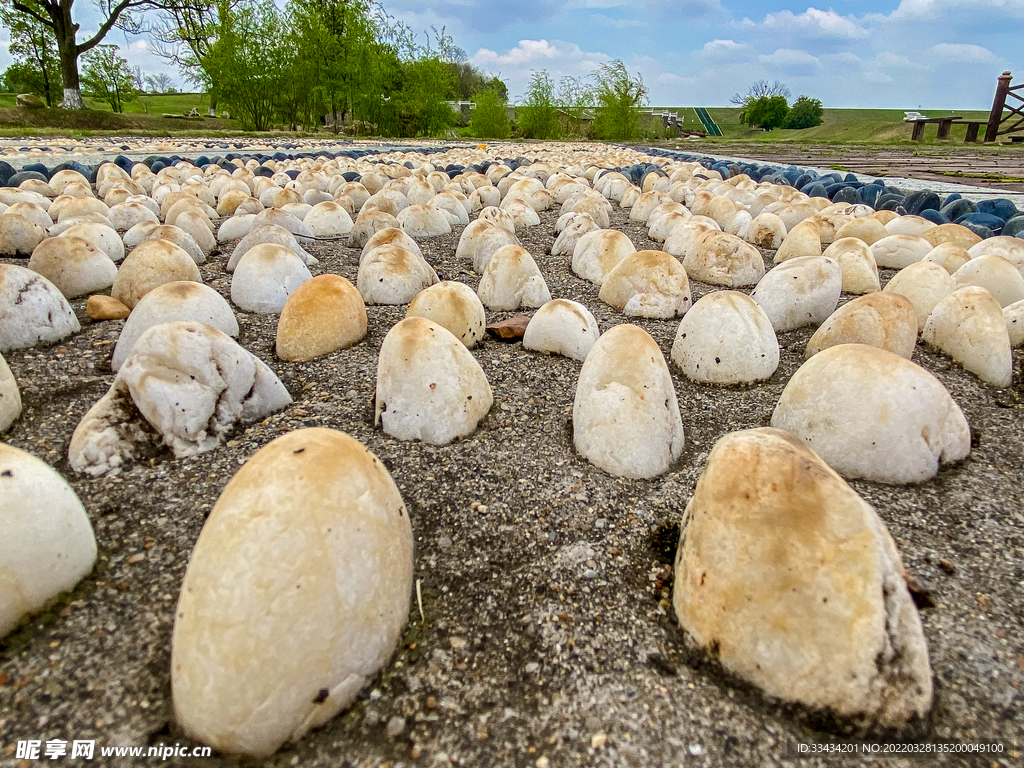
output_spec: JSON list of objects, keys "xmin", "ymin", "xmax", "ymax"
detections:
[{"xmin": 1, "ymin": 200, "xmax": 1022, "ymax": 768}]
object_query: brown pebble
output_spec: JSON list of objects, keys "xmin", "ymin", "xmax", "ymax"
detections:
[
  {"xmin": 939, "ymin": 558, "xmax": 955, "ymax": 574},
  {"xmin": 86, "ymin": 294, "xmax": 130, "ymax": 320},
  {"xmin": 485, "ymin": 315, "xmax": 531, "ymax": 340}
]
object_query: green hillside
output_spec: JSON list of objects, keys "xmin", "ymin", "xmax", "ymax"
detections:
[{"xmin": 655, "ymin": 106, "xmax": 998, "ymax": 145}]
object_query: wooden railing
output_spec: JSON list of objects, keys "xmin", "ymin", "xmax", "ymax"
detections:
[{"xmin": 984, "ymin": 71, "xmax": 1024, "ymax": 142}]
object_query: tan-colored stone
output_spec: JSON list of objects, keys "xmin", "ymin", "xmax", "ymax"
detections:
[
  {"xmin": 921, "ymin": 287, "xmax": 1012, "ymax": 387},
  {"xmin": 406, "ymin": 281, "xmax": 486, "ymax": 349},
  {"xmin": 172, "ymin": 428, "xmax": 413, "ymax": 757},
  {"xmin": 673, "ymin": 427, "xmax": 933, "ymax": 728},
  {"xmin": 883, "ymin": 262, "xmax": 956, "ymax": 332},
  {"xmin": 599, "ymin": 251, "xmax": 692, "ymax": 319},
  {"xmin": 806, "ymin": 293, "xmax": 918, "ymax": 359},
  {"xmin": 276, "ymin": 275, "xmax": 367, "ymax": 361},
  {"xmin": 822, "ymin": 237, "xmax": 880, "ymax": 295},
  {"xmin": 86, "ymin": 295, "xmax": 131, "ymax": 321},
  {"xmin": 112, "ymin": 238, "xmax": 202, "ymax": 309},
  {"xmin": 922, "ymin": 223, "xmax": 983, "ymax": 250}
]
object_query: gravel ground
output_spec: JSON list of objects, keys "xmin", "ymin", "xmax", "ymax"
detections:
[{"xmin": 1, "ymin": 203, "xmax": 1022, "ymax": 768}]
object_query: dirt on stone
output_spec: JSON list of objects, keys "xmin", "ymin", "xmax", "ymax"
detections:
[{"xmin": 1, "ymin": 204, "xmax": 1022, "ymax": 768}]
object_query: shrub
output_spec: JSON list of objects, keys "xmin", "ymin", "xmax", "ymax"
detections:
[
  {"xmin": 744, "ymin": 95, "xmax": 790, "ymax": 131},
  {"xmin": 786, "ymin": 95, "xmax": 824, "ymax": 130},
  {"xmin": 518, "ymin": 69, "xmax": 559, "ymax": 139},
  {"xmin": 470, "ymin": 88, "xmax": 510, "ymax": 138}
]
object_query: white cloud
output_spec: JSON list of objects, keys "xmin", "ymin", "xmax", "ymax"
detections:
[
  {"xmin": 758, "ymin": 48, "xmax": 822, "ymax": 74},
  {"xmin": 888, "ymin": 0, "xmax": 1024, "ymax": 22},
  {"xmin": 591, "ymin": 13, "xmax": 645, "ymax": 28},
  {"xmin": 472, "ymin": 39, "xmax": 612, "ymax": 102},
  {"xmin": 698, "ymin": 39, "xmax": 755, "ymax": 62},
  {"xmin": 741, "ymin": 7, "xmax": 869, "ymax": 39},
  {"xmin": 473, "ymin": 39, "xmax": 566, "ymax": 67},
  {"xmin": 927, "ymin": 42, "xmax": 996, "ymax": 63}
]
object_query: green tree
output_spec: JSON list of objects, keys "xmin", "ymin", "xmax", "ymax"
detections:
[
  {"xmin": 557, "ymin": 75, "xmax": 592, "ymax": 139},
  {"xmin": 204, "ymin": 0, "xmax": 289, "ymax": 130},
  {"xmin": 470, "ymin": 87, "xmax": 509, "ymax": 138},
  {"xmin": 786, "ymin": 95, "xmax": 824, "ymax": 130},
  {"xmin": 81, "ymin": 44, "xmax": 136, "ymax": 112},
  {"xmin": 744, "ymin": 94, "xmax": 790, "ymax": 130},
  {"xmin": 518, "ymin": 69, "xmax": 558, "ymax": 139},
  {"xmin": 6, "ymin": 0, "xmax": 170, "ymax": 109},
  {"xmin": 0, "ymin": 2, "xmax": 61, "ymax": 105},
  {"xmin": 590, "ymin": 59, "xmax": 647, "ymax": 141}
]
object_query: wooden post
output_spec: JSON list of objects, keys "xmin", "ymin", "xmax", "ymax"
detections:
[{"xmin": 984, "ymin": 71, "xmax": 1012, "ymax": 143}]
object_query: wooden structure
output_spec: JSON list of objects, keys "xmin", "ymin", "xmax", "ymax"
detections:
[
  {"xmin": 910, "ymin": 115, "xmax": 962, "ymax": 141},
  {"xmin": 964, "ymin": 71, "xmax": 1024, "ymax": 143}
]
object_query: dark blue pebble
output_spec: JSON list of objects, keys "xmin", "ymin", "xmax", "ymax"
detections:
[
  {"xmin": 976, "ymin": 198, "xmax": 1018, "ymax": 221},
  {"xmin": 920, "ymin": 209, "xmax": 950, "ymax": 225},
  {"xmin": 941, "ymin": 199, "xmax": 976, "ymax": 220},
  {"xmin": 905, "ymin": 190, "xmax": 941, "ymax": 215},
  {"xmin": 955, "ymin": 212, "xmax": 1005, "ymax": 233},
  {"xmin": 960, "ymin": 222, "xmax": 995, "ymax": 239},
  {"xmin": 832, "ymin": 186, "xmax": 860, "ymax": 205},
  {"xmin": 1003, "ymin": 216, "xmax": 1024, "ymax": 238},
  {"xmin": 8, "ymin": 170, "xmax": 47, "ymax": 186}
]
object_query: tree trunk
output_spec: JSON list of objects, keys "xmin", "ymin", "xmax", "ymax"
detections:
[{"xmin": 53, "ymin": 5, "xmax": 84, "ymax": 109}]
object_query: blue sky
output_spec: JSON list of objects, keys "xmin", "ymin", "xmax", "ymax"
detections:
[{"xmin": 2, "ymin": 0, "xmax": 1021, "ymax": 109}]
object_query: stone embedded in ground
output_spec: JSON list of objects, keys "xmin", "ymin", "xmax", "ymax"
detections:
[
  {"xmin": 809, "ymin": 211, "xmax": 853, "ymax": 246},
  {"xmin": 276, "ymin": 275, "xmax": 367, "ymax": 362},
  {"xmin": 822, "ymin": 237, "xmax": 880, "ymax": 295},
  {"xmin": 227, "ymin": 224, "xmax": 315, "ymax": 272},
  {"xmin": 113, "ymin": 282, "xmax": 239, "ymax": 371},
  {"xmin": 599, "ymin": 251, "xmax": 692, "ymax": 319},
  {"xmin": 86, "ymin": 295, "xmax": 131, "ymax": 321},
  {"xmin": 0, "ymin": 443, "xmax": 98, "ymax": 639},
  {"xmin": 921, "ymin": 286, "xmax": 1013, "ymax": 388},
  {"xmin": 883, "ymin": 261, "xmax": 956, "ymax": 332},
  {"xmin": 478, "ymin": 245, "xmax": 551, "ymax": 311},
  {"xmin": 112, "ymin": 238, "xmax": 202, "ymax": 310},
  {"xmin": 834, "ymin": 216, "xmax": 888, "ymax": 246},
  {"xmin": 922, "ymin": 243, "xmax": 970, "ymax": 274},
  {"xmin": 774, "ymin": 219, "xmax": 821, "ymax": 263},
  {"xmin": 673, "ymin": 427, "xmax": 933, "ymax": 729},
  {"xmin": 174, "ymin": 210, "xmax": 217, "ymax": 256},
  {"xmin": 357, "ymin": 245, "xmax": 438, "ymax": 305},
  {"xmin": 870, "ymin": 234, "xmax": 933, "ymax": 270},
  {"xmin": 629, "ymin": 191, "xmax": 671, "ymax": 223},
  {"xmin": 648, "ymin": 211, "xmax": 695, "ymax": 243},
  {"xmin": 58, "ymin": 222, "xmax": 125, "ymax": 262},
  {"xmin": 551, "ymin": 213, "xmax": 599, "ymax": 257},
  {"xmin": 471, "ymin": 226, "xmax": 520, "ymax": 274},
  {"xmin": 885, "ymin": 214, "xmax": 936, "ymax": 238},
  {"xmin": 571, "ymin": 229, "xmax": 637, "ymax": 285},
  {"xmin": 670, "ymin": 291, "xmax": 778, "ymax": 385},
  {"xmin": 744, "ymin": 212, "xmax": 786, "ymax": 250},
  {"xmin": 0, "ymin": 213, "xmax": 47, "ymax": 256},
  {"xmin": 1005, "ymin": 299, "xmax": 1024, "ymax": 347},
  {"xmin": 405, "ymin": 281, "xmax": 486, "ymax": 349},
  {"xmin": 231, "ymin": 243, "xmax": 313, "ymax": 315},
  {"xmin": 573, "ymin": 324, "xmax": 683, "ymax": 479},
  {"xmin": 305, "ymin": 201, "xmax": 354, "ymax": 238},
  {"xmin": 454, "ymin": 220, "xmax": 492, "ymax": 261},
  {"xmin": 922, "ymin": 223, "xmax": 982, "ymax": 250},
  {"xmin": 397, "ymin": 204, "xmax": 452, "ymax": 239},
  {"xmin": 137, "ymin": 224, "xmax": 206, "ymax": 265},
  {"xmin": 968, "ymin": 236, "xmax": 1024, "ymax": 277},
  {"xmin": 27, "ymin": 235, "xmax": 118, "ymax": 299},
  {"xmin": 171, "ymin": 428, "xmax": 413, "ymax": 758},
  {"xmin": 951, "ymin": 253, "xmax": 1024, "ymax": 308},
  {"xmin": 683, "ymin": 231, "xmax": 765, "ymax": 288},
  {"xmin": 69, "ymin": 321, "xmax": 291, "ymax": 475},
  {"xmin": 522, "ymin": 299, "xmax": 600, "ymax": 362},
  {"xmin": 254, "ymin": 208, "xmax": 314, "ymax": 241},
  {"xmin": 0, "ymin": 351, "xmax": 21, "ymax": 432},
  {"xmin": 751, "ymin": 256, "xmax": 842, "ymax": 332},
  {"xmin": 772, "ymin": 343, "xmax": 970, "ymax": 483},
  {"xmin": 0, "ymin": 264, "xmax": 80, "ymax": 352},
  {"xmin": 217, "ymin": 214, "xmax": 256, "ymax": 244},
  {"xmin": 374, "ymin": 317, "xmax": 492, "ymax": 445},
  {"xmin": 350, "ymin": 210, "xmax": 401, "ymax": 249},
  {"xmin": 806, "ymin": 293, "xmax": 918, "ymax": 360},
  {"xmin": 360, "ymin": 227, "xmax": 422, "ymax": 263},
  {"xmin": 478, "ymin": 206, "xmax": 517, "ymax": 234},
  {"xmin": 106, "ymin": 201, "xmax": 159, "ymax": 231},
  {"xmin": 7, "ymin": 202, "xmax": 52, "ymax": 230}
]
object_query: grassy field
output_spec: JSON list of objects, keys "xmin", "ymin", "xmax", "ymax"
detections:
[
  {"xmin": 656, "ymin": 106, "xmax": 999, "ymax": 145},
  {"xmin": 0, "ymin": 92, "xmax": 213, "ymax": 115}
]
